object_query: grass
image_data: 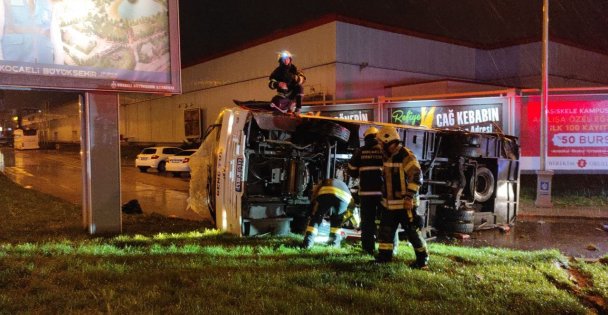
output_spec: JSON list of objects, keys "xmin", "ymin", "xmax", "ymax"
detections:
[
  {"xmin": 1, "ymin": 173, "xmax": 607, "ymax": 314},
  {"xmin": 520, "ymin": 174, "xmax": 608, "ymax": 208}
]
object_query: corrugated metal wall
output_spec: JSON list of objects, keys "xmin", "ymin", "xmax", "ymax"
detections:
[
  {"xmin": 116, "ymin": 20, "xmax": 608, "ymax": 144},
  {"xmin": 120, "ymin": 22, "xmax": 338, "ymax": 144}
]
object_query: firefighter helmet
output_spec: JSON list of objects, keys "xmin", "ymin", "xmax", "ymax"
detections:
[
  {"xmin": 363, "ymin": 126, "xmax": 379, "ymax": 138},
  {"xmin": 277, "ymin": 50, "xmax": 293, "ymax": 63},
  {"xmin": 377, "ymin": 126, "xmax": 400, "ymax": 144}
]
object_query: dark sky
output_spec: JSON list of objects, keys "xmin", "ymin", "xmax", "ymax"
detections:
[
  {"xmin": 2, "ymin": 1, "xmax": 607, "ymax": 111},
  {"xmin": 179, "ymin": 0, "xmax": 608, "ymax": 67}
]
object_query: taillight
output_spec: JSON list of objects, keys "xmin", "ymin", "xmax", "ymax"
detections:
[
  {"xmin": 151, "ymin": 155, "xmax": 159, "ymax": 159},
  {"xmin": 183, "ymin": 158, "xmax": 190, "ymax": 163}
]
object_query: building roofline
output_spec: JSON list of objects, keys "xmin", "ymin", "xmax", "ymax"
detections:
[{"xmin": 182, "ymin": 14, "xmax": 607, "ymax": 69}]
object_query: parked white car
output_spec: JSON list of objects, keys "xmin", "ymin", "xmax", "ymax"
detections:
[
  {"xmin": 165, "ymin": 149, "xmax": 198, "ymax": 177},
  {"xmin": 135, "ymin": 146, "xmax": 182, "ymax": 173}
]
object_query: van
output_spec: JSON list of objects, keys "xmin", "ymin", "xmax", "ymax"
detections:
[{"xmin": 187, "ymin": 103, "xmax": 520, "ymax": 237}]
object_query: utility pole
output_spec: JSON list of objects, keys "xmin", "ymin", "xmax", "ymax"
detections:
[{"xmin": 535, "ymin": 0, "xmax": 554, "ymax": 207}]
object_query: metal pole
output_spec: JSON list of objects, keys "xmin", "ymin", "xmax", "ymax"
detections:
[
  {"xmin": 540, "ymin": 0, "xmax": 549, "ymax": 171},
  {"xmin": 81, "ymin": 92, "xmax": 123, "ymax": 234},
  {"xmin": 535, "ymin": 0, "xmax": 554, "ymax": 207}
]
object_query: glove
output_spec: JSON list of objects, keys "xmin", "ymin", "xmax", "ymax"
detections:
[{"xmin": 404, "ymin": 196, "xmax": 413, "ymax": 210}]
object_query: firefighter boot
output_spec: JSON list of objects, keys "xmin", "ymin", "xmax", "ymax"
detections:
[
  {"xmin": 327, "ymin": 228, "xmax": 343, "ymax": 248},
  {"xmin": 409, "ymin": 250, "xmax": 429, "ymax": 270},
  {"xmin": 375, "ymin": 242, "xmax": 394, "ymax": 263},
  {"xmin": 301, "ymin": 231, "xmax": 316, "ymax": 249},
  {"xmin": 361, "ymin": 238, "xmax": 375, "ymax": 256},
  {"xmin": 295, "ymin": 94, "xmax": 303, "ymax": 114},
  {"xmin": 374, "ymin": 251, "xmax": 392, "ymax": 263}
]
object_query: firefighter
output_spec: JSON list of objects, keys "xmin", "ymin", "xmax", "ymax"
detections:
[
  {"xmin": 375, "ymin": 126, "xmax": 429, "ymax": 269},
  {"xmin": 302, "ymin": 178, "xmax": 354, "ymax": 249},
  {"xmin": 268, "ymin": 50, "xmax": 306, "ymax": 114},
  {"xmin": 348, "ymin": 126, "xmax": 384, "ymax": 255}
]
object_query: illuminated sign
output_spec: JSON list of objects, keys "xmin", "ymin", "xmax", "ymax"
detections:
[
  {"xmin": 317, "ymin": 109, "xmax": 375, "ymax": 121},
  {"xmin": 389, "ymin": 103, "xmax": 502, "ymax": 133},
  {"xmin": 0, "ymin": 0, "xmax": 180, "ymax": 94},
  {"xmin": 520, "ymin": 97, "xmax": 608, "ymax": 171}
]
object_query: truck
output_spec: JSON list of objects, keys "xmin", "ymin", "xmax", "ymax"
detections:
[{"xmin": 187, "ymin": 102, "xmax": 520, "ymax": 238}]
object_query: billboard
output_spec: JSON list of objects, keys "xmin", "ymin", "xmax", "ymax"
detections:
[
  {"xmin": 386, "ymin": 100, "xmax": 504, "ymax": 133},
  {"xmin": 520, "ymin": 95, "xmax": 608, "ymax": 171},
  {"xmin": 0, "ymin": 0, "xmax": 180, "ymax": 94}
]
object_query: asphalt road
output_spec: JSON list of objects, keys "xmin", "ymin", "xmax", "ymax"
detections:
[
  {"xmin": 1, "ymin": 147, "xmax": 606, "ymax": 259},
  {"xmin": 0, "ymin": 147, "xmax": 205, "ymax": 221},
  {"xmin": 444, "ymin": 217, "xmax": 608, "ymax": 259}
]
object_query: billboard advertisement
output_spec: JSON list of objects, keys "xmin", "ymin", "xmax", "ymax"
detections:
[
  {"xmin": 520, "ymin": 96, "xmax": 608, "ymax": 171},
  {"xmin": 0, "ymin": 0, "xmax": 180, "ymax": 94},
  {"xmin": 386, "ymin": 101, "xmax": 504, "ymax": 133}
]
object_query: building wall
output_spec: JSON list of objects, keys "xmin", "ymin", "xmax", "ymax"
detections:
[
  {"xmin": 389, "ymin": 80, "xmax": 507, "ymax": 97},
  {"xmin": 120, "ymin": 22, "xmax": 339, "ymax": 143},
  {"xmin": 115, "ymin": 20, "xmax": 608, "ymax": 144},
  {"xmin": 335, "ymin": 22, "xmax": 478, "ymax": 99},
  {"xmin": 477, "ymin": 42, "xmax": 608, "ymax": 88},
  {"xmin": 22, "ymin": 101, "xmax": 80, "ymax": 143}
]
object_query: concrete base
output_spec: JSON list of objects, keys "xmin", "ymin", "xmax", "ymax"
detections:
[{"xmin": 534, "ymin": 170, "xmax": 554, "ymax": 208}]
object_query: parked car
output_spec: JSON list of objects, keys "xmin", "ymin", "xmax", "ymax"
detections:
[
  {"xmin": 135, "ymin": 146, "xmax": 182, "ymax": 173},
  {"xmin": 166, "ymin": 149, "xmax": 198, "ymax": 177}
]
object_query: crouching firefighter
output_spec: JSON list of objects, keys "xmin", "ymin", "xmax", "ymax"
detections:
[
  {"xmin": 268, "ymin": 50, "xmax": 306, "ymax": 114},
  {"xmin": 302, "ymin": 178, "xmax": 354, "ymax": 249},
  {"xmin": 375, "ymin": 126, "xmax": 429, "ymax": 269},
  {"xmin": 348, "ymin": 126, "xmax": 384, "ymax": 255}
]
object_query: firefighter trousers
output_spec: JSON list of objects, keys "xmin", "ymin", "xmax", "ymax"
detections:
[
  {"xmin": 302, "ymin": 195, "xmax": 347, "ymax": 248},
  {"xmin": 359, "ymin": 195, "xmax": 382, "ymax": 254},
  {"xmin": 377, "ymin": 206, "xmax": 427, "ymax": 262}
]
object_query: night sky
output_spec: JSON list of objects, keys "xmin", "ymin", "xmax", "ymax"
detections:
[
  {"xmin": 2, "ymin": 0, "xmax": 608, "ymax": 110},
  {"xmin": 178, "ymin": 0, "xmax": 608, "ymax": 67}
]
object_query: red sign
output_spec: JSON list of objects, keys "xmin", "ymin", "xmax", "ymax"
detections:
[{"xmin": 521, "ymin": 98, "xmax": 608, "ymax": 170}]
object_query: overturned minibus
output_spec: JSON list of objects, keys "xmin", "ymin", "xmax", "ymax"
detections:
[{"xmin": 188, "ymin": 103, "xmax": 520, "ymax": 237}]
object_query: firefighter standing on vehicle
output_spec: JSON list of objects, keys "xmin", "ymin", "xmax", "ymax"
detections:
[
  {"xmin": 268, "ymin": 50, "xmax": 306, "ymax": 114},
  {"xmin": 375, "ymin": 126, "xmax": 429, "ymax": 269},
  {"xmin": 348, "ymin": 126, "xmax": 384, "ymax": 255},
  {"xmin": 302, "ymin": 178, "xmax": 354, "ymax": 249}
]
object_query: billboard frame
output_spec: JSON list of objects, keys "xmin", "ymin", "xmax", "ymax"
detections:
[{"xmin": 0, "ymin": 0, "xmax": 181, "ymax": 95}]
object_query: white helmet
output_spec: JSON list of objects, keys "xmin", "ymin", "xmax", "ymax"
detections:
[
  {"xmin": 277, "ymin": 50, "xmax": 292, "ymax": 63},
  {"xmin": 363, "ymin": 126, "xmax": 379, "ymax": 138},
  {"xmin": 377, "ymin": 126, "xmax": 400, "ymax": 144}
]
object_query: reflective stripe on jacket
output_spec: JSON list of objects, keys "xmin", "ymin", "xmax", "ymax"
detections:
[
  {"xmin": 348, "ymin": 138, "xmax": 384, "ymax": 195},
  {"xmin": 381, "ymin": 145, "xmax": 422, "ymax": 210}
]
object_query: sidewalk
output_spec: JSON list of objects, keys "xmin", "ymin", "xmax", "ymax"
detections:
[{"xmin": 518, "ymin": 204, "xmax": 608, "ymax": 220}]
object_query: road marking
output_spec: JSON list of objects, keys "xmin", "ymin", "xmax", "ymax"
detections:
[{"xmin": 4, "ymin": 167, "xmax": 34, "ymax": 177}]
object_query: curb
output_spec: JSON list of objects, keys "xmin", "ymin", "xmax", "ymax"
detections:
[{"xmin": 517, "ymin": 213, "xmax": 608, "ymax": 220}]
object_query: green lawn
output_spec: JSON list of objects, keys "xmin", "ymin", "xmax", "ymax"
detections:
[
  {"xmin": 1, "ymin": 174, "xmax": 607, "ymax": 314},
  {"xmin": 520, "ymin": 174, "xmax": 608, "ymax": 208}
]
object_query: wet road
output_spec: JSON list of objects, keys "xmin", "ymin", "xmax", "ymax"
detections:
[
  {"xmin": 0, "ymin": 147, "xmax": 205, "ymax": 221},
  {"xmin": 442, "ymin": 217, "xmax": 608, "ymax": 259},
  {"xmin": 1, "ymin": 147, "xmax": 606, "ymax": 258}
]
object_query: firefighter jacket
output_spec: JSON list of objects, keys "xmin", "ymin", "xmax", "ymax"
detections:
[
  {"xmin": 311, "ymin": 178, "xmax": 355, "ymax": 214},
  {"xmin": 348, "ymin": 137, "xmax": 384, "ymax": 196},
  {"xmin": 381, "ymin": 145, "xmax": 423, "ymax": 210},
  {"xmin": 268, "ymin": 63, "xmax": 306, "ymax": 94}
]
